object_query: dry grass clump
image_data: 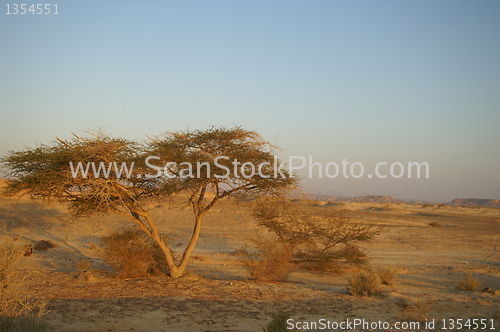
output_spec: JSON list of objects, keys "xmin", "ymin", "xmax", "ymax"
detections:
[
  {"xmin": 456, "ymin": 273, "xmax": 480, "ymax": 291},
  {"xmin": 377, "ymin": 267, "xmax": 397, "ymax": 286},
  {"xmin": 428, "ymin": 221, "xmax": 443, "ymax": 227},
  {"xmin": 101, "ymin": 229, "xmax": 166, "ymax": 278},
  {"xmin": 0, "ymin": 242, "xmax": 48, "ymax": 332},
  {"xmin": 397, "ymin": 297, "xmax": 434, "ymax": 322},
  {"xmin": 348, "ymin": 270, "xmax": 381, "ymax": 297},
  {"xmin": 242, "ymin": 238, "xmax": 294, "ymax": 282},
  {"xmin": 33, "ymin": 240, "xmax": 57, "ymax": 251}
]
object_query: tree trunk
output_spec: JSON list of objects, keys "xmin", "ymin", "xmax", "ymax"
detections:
[{"xmin": 176, "ymin": 213, "xmax": 204, "ymax": 277}]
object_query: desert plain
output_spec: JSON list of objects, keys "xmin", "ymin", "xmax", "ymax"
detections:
[{"xmin": 1, "ymin": 179, "xmax": 500, "ymax": 332}]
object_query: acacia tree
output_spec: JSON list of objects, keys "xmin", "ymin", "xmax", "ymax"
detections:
[
  {"xmin": 146, "ymin": 127, "xmax": 297, "ymax": 277},
  {"xmin": 1, "ymin": 127, "xmax": 297, "ymax": 278},
  {"xmin": 252, "ymin": 196, "xmax": 381, "ymax": 270}
]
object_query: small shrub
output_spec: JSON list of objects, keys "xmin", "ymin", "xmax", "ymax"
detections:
[
  {"xmin": 242, "ymin": 238, "xmax": 293, "ymax": 282},
  {"xmin": 263, "ymin": 311, "xmax": 293, "ymax": 332},
  {"xmin": 76, "ymin": 259, "xmax": 92, "ymax": 272},
  {"xmin": 339, "ymin": 245, "xmax": 368, "ymax": 265},
  {"xmin": 421, "ymin": 204, "xmax": 433, "ymax": 208},
  {"xmin": 428, "ymin": 221, "xmax": 443, "ymax": 227},
  {"xmin": 33, "ymin": 240, "xmax": 57, "ymax": 251},
  {"xmin": 398, "ymin": 297, "xmax": 434, "ymax": 322},
  {"xmin": 101, "ymin": 229, "xmax": 166, "ymax": 278},
  {"xmin": 0, "ymin": 243, "xmax": 48, "ymax": 331},
  {"xmin": 377, "ymin": 267, "xmax": 397, "ymax": 286},
  {"xmin": 456, "ymin": 274, "xmax": 480, "ymax": 291},
  {"xmin": 89, "ymin": 242, "xmax": 98, "ymax": 249},
  {"xmin": 437, "ymin": 203, "xmax": 447, "ymax": 208},
  {"xmin": 348, "ymin": 270, "xmax": 381, "ymax": 297}
]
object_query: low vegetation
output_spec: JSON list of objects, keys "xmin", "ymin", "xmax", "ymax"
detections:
[
  {"xmin": 377, "ymin": 267, "xmax": 397, "ymax": 286},
  {"xmin": 33, "ymin": 240, "xmax": 57, "ymax": 252},
  {"xmin": 348, "ymin": 270, "xmax": 382, "ymax": 297},
  {"xmin": 242, "ymin": 237, "xmax": 294, "ymax": 282},
  {"xmin": 101, "ymin": 229, "xmax": 167, "ymax": 278},
  {"xmin": 456, "ymin": 274, "xmax": 480, "ymax": 291},
  {"xmin": 397, "ymin": 297, "xmax": 434, "ymax": 322},
  {"xmin": 252, "ymin": 197, "xmax": 380, "ymax": 274},
  {"xmin": 0, "ymin": 242, "xmax": 48, "ymax": 332}
]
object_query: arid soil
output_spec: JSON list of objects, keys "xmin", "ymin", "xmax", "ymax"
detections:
[{"xmin": 1, "ymin": 185, "xmax": 499, "ymax": 331}]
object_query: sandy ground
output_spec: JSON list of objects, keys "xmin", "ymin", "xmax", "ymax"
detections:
[{"xmin": 1, "ymin": 188, "xmax": 500, "ymax": 331}]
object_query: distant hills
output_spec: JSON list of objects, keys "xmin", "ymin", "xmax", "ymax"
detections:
[
  {"xmin": 311, "ymin": 194, "xmax": 500, "ymax": 208},
  {"xmin": 311, "ymin": 194, "xmax": 402, "ymax": 204},
  {"xmin": 449, "ymin": 198, "xmax": 500, "ymax": 208}
]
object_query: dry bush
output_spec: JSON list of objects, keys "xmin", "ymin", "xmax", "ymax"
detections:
[
  {"xmin": 252, "ymin": 197, "xmax": 380, "ymax": 272},
  {"xmin": 263, "ymin": 311, "xmax": 293, "ymax": 332},
  {"xmin": 348, "ymin": 270, "xmax": 381, "ymax": 297},
  {"xmin": 101, "ymin": 229, "xmax": 167, "ymax": 278},
  {"xmin": 397, "ymin": 297, "xmax": 434, "ymax": 322},
  {"xmin": 428, "ymin": 221, "xmax": 443, "ymax": 227},
  {"xmin": 456, "ymin": 274, "xmax": 480, "ymax": 291},
  {"xmin": 33, "ymin": 240, "xmax": 56, "ymax": 252},
  {"xmin": 242, "ymin": 237, "xmax": 294, "ymax": 282},
  {"xmin": 377, "ymin": 267, "xmax": 397, "ymax": 286},
  {"xmin": 0, "ymin": 243, "xmax": 48, "ymax": 332}
]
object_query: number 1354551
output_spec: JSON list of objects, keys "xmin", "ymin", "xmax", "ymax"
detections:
[{"xmin": 6, "ymin": 4, "xmax": 59, "ymax": 14}]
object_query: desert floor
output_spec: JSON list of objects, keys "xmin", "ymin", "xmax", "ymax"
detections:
[{"xmin": 1, "ymin": 188, "xmax": 500, "ymax": 331}]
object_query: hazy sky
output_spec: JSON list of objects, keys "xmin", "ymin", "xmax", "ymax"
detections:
[{"xmin": 1, "ymin": 0, "xmax": 499, "ymax": 201}]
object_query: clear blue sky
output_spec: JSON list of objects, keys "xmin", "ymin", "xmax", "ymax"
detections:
[{"xmin": 1, "ymin": 0, "xmax": 499, "ymax": 201}]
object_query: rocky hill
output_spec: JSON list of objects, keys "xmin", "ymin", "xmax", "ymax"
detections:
[
  {"xmin": 450, "ymin": 198, "xmax": 500, "ymax": 208},
  {"xmin": 311, "ymin": 194, "xmax": 402, "ymax": 204}
]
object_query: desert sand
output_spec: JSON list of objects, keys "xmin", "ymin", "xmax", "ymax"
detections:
[{"xmin": 1, "ymin": 181, "xmax": 499, "ymax": 331}]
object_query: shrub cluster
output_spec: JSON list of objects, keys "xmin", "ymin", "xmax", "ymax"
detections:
[
  {"xmin": 348, "ymin": 268, "xmax": 398, "ymax": 297},
  {"xmin": 33, "ymin": 240, "xmax": 57, "ymax": 251},
  {"xmin": 250, "ymin": 197, "xmax": 380, "ymax": 276},
  {"xmin": 456, "ymin": 274, "xmax": 480, "ymax": 291},
  {"xmin": 242, "ymin": 238, "xmax": 293, "ymax": 282},
  {"xmin": 101, "ymin": 229, "xmax": 167, "ymax": 278},
  {"xmin": 348, "ymin": 270, "xmax": 382, "ymax": 296},
  {"xmin": 0, "ymin": 242, "xmax": 48, "ymax": 331}
]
